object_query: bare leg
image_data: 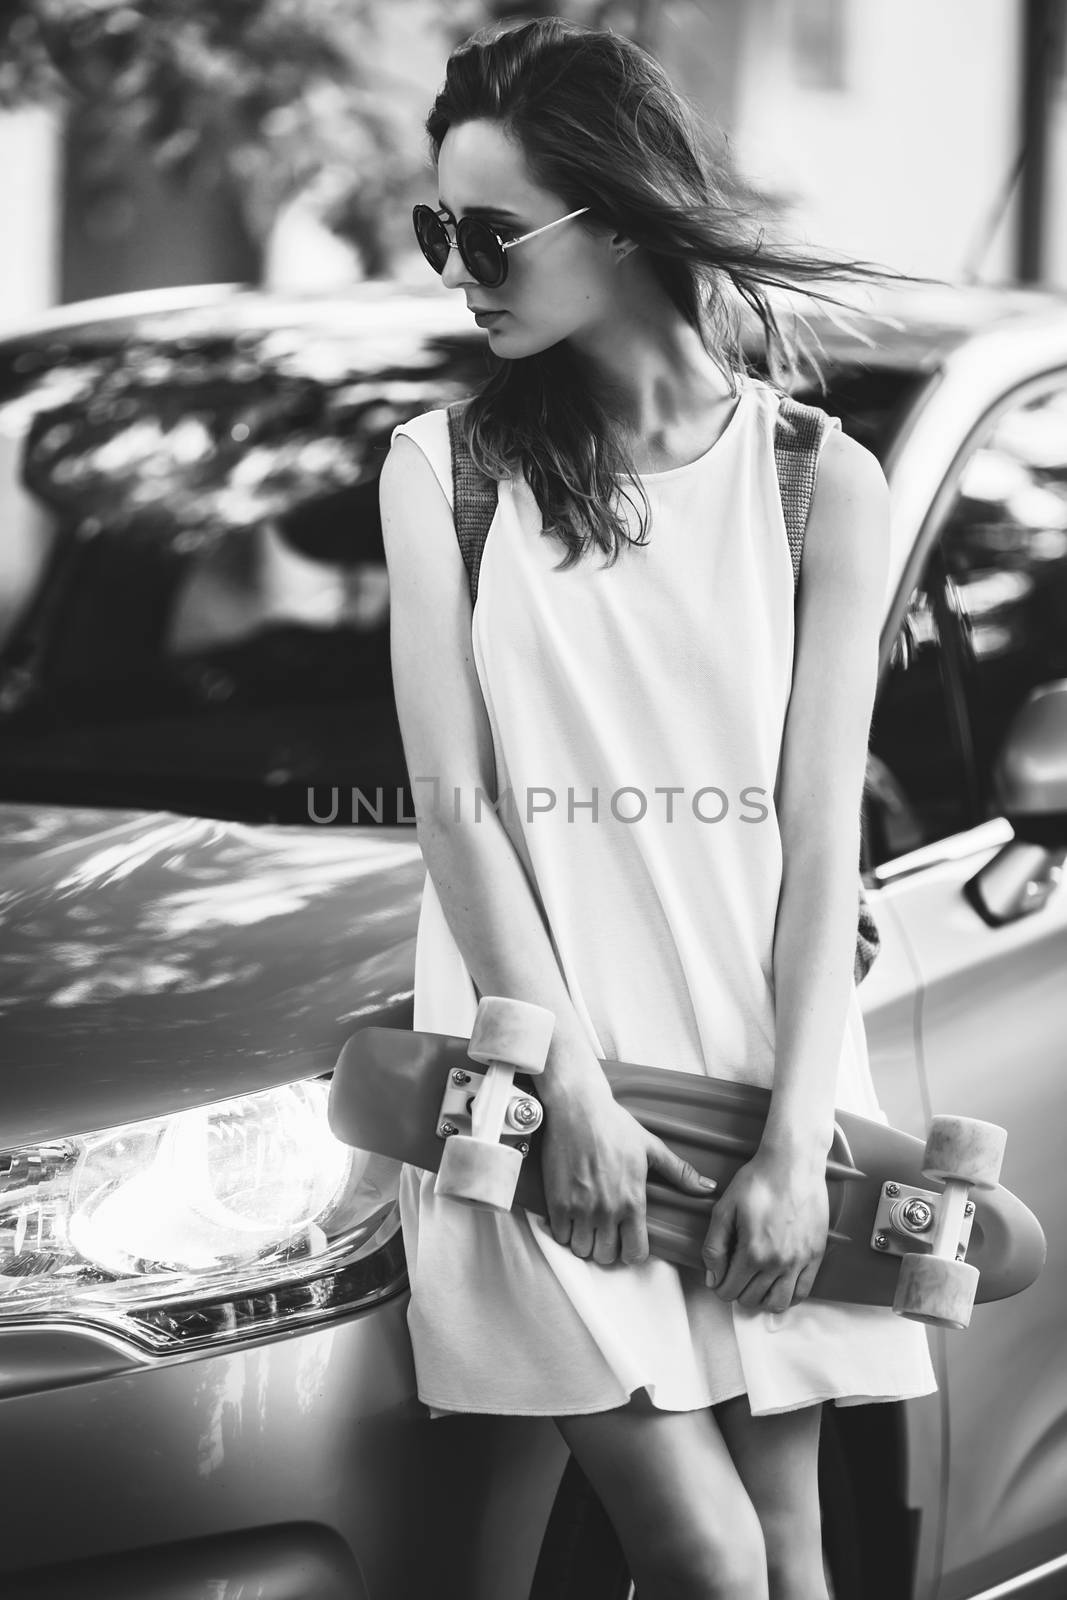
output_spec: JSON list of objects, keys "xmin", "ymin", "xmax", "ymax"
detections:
[
  {"xmin": 713, "ymin": 1395, "xmax": 828, "ymax": 1600},
  {"xmin": 555, "ymin": 1388, "xmax": 769, "ymax": 1600}
]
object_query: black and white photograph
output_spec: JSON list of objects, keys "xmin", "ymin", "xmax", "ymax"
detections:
[{"xmin": 0, "ymin": 3, "xmax": 1063, "ymax": 1598}]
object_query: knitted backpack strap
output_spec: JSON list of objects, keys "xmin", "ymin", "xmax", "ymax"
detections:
[
  {"xmin": 772, "ymin": 394, "xmax": 828, "ymax": 593},
  {"xmin": 447, "ymin": 401, "xmax": 497, "ymax": 608},
  {"xmin": 772, "ymin": 393, "xmax": 882, "ymax": 987}
]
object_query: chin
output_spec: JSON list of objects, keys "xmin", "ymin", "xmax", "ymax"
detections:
[{"xmin": 494, "ymin": 326, "xmax": 568, "ymax": 359}]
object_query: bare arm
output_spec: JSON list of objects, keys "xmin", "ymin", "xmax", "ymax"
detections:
[
  {"xmin": 380, "ymin": 433, "xmax": 601, "ymax": 1087},
  {"xmin": 764, "ymin": 428, "xmax": 891, "ymax": 1163},
  {"xmin": 702, "ymin": 428, "xmax": 890, "ymax": 1310},
  {"xmin": 380, "ymin": 431, "xmax": 714, "ymax": 1263}
]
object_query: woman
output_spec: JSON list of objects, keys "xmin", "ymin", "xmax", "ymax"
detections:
[{"xmin": 379, "ymin": 18, "xmax": 937, "ymax": 1599}]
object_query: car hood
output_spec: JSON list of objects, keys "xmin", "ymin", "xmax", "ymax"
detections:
[{"xmin": 0, "ymin": 804, "xmax": 425, "ymax": 1147}]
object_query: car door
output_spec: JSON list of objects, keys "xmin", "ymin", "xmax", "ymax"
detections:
[{"xmin": 867, "ymin": 371, "xmax": 1067, "ymax": 1600}]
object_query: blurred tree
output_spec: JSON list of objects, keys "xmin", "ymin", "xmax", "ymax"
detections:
[
  {"xmin": 0, "ymin": 0, "xmax": 675, "ymax": 290},
  {"xmin": 0, "ymin": 0, "xmax": 477, "ymax": 283}
]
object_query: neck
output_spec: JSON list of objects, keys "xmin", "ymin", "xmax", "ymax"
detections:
[{"xmin": 566, "ymin": 263, "xmax": 737, "ymax": 434}]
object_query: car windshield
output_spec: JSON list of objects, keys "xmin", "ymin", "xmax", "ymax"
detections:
[{"xmin": 0, "ymin": 316, "xmax": 926, "ymax": 827}]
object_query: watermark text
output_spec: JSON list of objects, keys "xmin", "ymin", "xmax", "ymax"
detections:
[{"xmin": 306, "ymin": 778, "xmax": 771, "ymax": 826}]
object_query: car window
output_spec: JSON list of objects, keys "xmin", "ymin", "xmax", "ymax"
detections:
[
  {"xmin": 866, "ymin": 554, "xmax": 980, "ymax": 868},
  {"xmin": 0, "ymin": 311, "xmax": 486, "ymax": 824},
  {"xmin": 937, "ymin": 375, "xmax": 1067, "ymax": 811},
  {"xmin": 865, "ymin": 371, "xmax": 1067, "ymax": 868},
  {"xmin": 776, "ymin": 362, "xmax": 977, "ymax": 868}
]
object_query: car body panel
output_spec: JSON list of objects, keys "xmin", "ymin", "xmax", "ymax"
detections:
[
  {"xmin": 841, "ymin": 887, "xmax": 950, "ymax": 1594},
  {"xmin": 0, "ymin": 802, "xmax": 424, "ymax": 1145},
  {"xmin": 0, "ymin": 1297, "xmax": 569, "ymax": 1600},
  {"xmin": 881, "ymin": 836, "xmax": 1067, "ymax": 1600}
]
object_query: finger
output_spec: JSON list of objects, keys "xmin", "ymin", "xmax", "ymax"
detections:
[
  {"xmin": 569, "ymin": 1218, "xmax": 595, "ymax": 1260},
  {"xmin": 549, "ymin": 1211, "xmax": 573, "ymax": 1250},
  {"xmin": 752, "ymin": 1270, "xmax": 800, "ymax": 1314},
  {"xmin": 715, "ymin": 1264, "xmax": 763, "ymax": 1303},
  {"xmin": 620, "ymin": 1210, "xmax": 650, "ymax": 1266},
  {"xmin": 737, "ymin": 1272, "xmax": 778, "ymax": 1310},
  {"xmin": 712, "ymin": 1245, "xmax": 762, "ymax": 1303},
  {"xmin": 792, "ymin": 1259, "xmax": 821, "ymax": 1304},
  {"xmin": 647, "ymin": 1139, "xmax": 719, "ymax": 1198},
  {"xmin": 701, "ymin": 1208, "xmax": 734, "ymax": 1289},
  {"xmin": 592, "ymin": 1223, "xmax": 621, "ymax": 1267}
]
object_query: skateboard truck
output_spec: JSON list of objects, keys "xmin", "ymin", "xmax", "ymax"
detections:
[
  {"xmin": 437, "ymin": 1066, "xmax": 544, "ymax": 1152},
  {"xmin": 881, "ymin": 1114, "xmax": 1008, "ymax": 1329},
  {"xmin": 432, "ymin": 997, "xmax": 556, "ymax": 1213},
  {"xmin": 871, "ymin": 1181, "xmax": 976, "ymax": 1260}
]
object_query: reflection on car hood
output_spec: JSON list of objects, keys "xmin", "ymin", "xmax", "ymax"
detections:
[{"xmin": 0, "ymin": 804, "xmax": 424, "ymax": 1146}]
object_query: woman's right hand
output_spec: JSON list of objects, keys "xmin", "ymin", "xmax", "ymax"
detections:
[{"xmin": 539, "ymin": 1075, "xmax": 718, "ymax": 1267}]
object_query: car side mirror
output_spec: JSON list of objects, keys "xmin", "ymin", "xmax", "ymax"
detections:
[
  {"xmin": 964, "ymin": 681, "xmax": 1067, "ymax": 928},
  {"xmin": 992, "ymin": 680, "xmax": 1067, "ymax": 846}
]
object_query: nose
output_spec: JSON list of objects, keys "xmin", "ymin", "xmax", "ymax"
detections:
[{"xmin": 440, "ymin": 235, "xmax": 475, "ymax": 292}]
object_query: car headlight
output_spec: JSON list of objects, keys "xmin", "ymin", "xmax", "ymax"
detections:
[{"xmin": 0, "ymin": 1077, "xmax": 406, "ymax": 1353}]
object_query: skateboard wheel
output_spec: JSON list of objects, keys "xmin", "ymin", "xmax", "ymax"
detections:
[
  {"xmin": 893, "ymin": 1252, "xmax": 980, "ymax": 1330},
  {"xmin": 434, "ymin": 1134, "xmax": 522, "ymax": 1212},
  {"xmin": 921, "ymin": 1115, "xmax": 1006, "ymax": 1189},
  {"xmin": 468, "ymin": 997, "xmax": 555, "ymax": 1077}
]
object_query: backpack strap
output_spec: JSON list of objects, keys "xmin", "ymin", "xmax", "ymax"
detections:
[
  {"xmin": 447, "ymin": 402, "xmax": 496, "ymax": 608},
  {"xmin": 448, "ymin": 394, "xmax": 828, "ymax": 606},
  {"xmin": 772, "ymin": 394, "xmax": 833, "ymax": 593}
]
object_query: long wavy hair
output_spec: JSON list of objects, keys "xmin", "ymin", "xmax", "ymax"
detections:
[{"xmin": 425, "ymin": 17, "xmax": 925, "ymax": 568}]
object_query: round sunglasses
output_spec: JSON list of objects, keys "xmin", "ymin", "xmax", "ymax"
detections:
[{"xmin": 412, "ymin": 203, "xmax": 590, "ymax": 288}]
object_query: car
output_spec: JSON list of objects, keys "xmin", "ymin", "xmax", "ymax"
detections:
[{"xmin": 0, "ymin": 276, "xmax": 1064, "ymax": 1600}]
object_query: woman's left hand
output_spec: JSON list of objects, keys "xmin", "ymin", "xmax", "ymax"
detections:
[{"xmin": 701, "ymin": 1145, "xmax": 829, "ymax": 1312}]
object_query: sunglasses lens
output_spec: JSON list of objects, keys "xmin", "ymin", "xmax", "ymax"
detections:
[
  {"xmin": 413, "ymin": 208, "xmax": 450, "ymax": 273},
  {"xmin": 458, "ymin": 219, "xmax": 505, "ymax": 287},
  {"xmin": 412, "ymin": 207, "xmax": 507, "ymax": 286}
]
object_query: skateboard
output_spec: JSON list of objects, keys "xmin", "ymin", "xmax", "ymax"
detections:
[{"xmin": 328, "ymin": 996, "xmax": 1046, "ymax": 1330}]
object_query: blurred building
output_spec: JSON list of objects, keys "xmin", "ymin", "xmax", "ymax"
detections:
[{"xmin": 681, "ymin": 0, "xmax": 1021, "ymax": 283}]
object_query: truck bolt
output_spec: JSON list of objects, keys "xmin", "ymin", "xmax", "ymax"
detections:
[
  {"xmin": 508, "ymin": 1096, "xmax": 542, "ymax": 1130},
  {"xmin": 901, "ymin": 1199, "xmax": 933, "ymax": 1232}
]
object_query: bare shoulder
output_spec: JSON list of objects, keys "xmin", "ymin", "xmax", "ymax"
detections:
[
  {"xmin": 378, "ymin": 424, "xmax": 495, "ymax": 803},
  {"xmin": 810, "ymin": 427, "xmax": 888, "ymax": 523},
  {"xmin": 801, "ymin": 427, "xmax": 890, "ymax": 596},
  {"xmin": 379, "ymin": 430, "xmax": 450, "ymax": 521},
  {"xmin": 377, "ymin": 429, "xmax": 464, "ymax": 592}
]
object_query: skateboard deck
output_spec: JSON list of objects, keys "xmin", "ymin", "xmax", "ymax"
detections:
[{"xmin": 329, "ymin": 1022, "xmax": 1046, "ymax": 1321}]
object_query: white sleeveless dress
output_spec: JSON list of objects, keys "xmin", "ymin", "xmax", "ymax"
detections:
[{"xmin": 390, "ymin": 374, "xmax": 938, "ymax": 1418}]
